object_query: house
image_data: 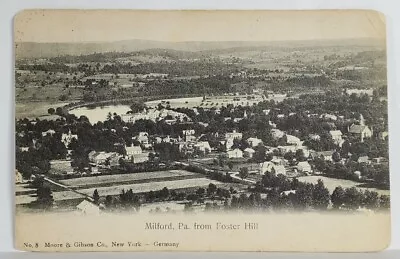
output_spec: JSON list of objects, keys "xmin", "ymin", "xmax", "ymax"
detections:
[
  {"xmin": 372, "ymin": 157, "xmax": 388, "ymax": 164},
  {"xmin": 194, "ymin": 141, "xmax": 211, "ymax": 154},
  {"xmin": 379, "ymin": 131, "xmax": 388, "ymax": 141},
  {"xmin": 346, "ymin": 88, "xmax": 374, "ymax": 97},
  {"xmin": 244, "ymin": 148, "xmax": 255, "ymax": 158},
  {"xmin": 310, "ymin": 151, "xmax": 334, "ymax": 161},
  {"xmin": 19, "ymin": 147, "xmax": 29, "ymax": 152},
  {"xmin": 296, "ymin": 146, "xmax": 310, "ymax": 158},
  {"xmin": 357, "ymin": 156, "xmax": 371, "ymax": 164},
  {"xmin": 183, "ymin": 129, "xmax": 196, "ymax": 142},
  {"xmin": 320, "ymin": 113, "xmax": 337, "ymax": 121},
  {"xmin": 259, "ymin": 161, "xmax": 286, "ymax": 175},
  {"xmin": 271, "ymin": 129, "xmax": 285, "ymax": 140},
  {"xmin": 136, "ymin": 132, "xmax": 149, "ymax": 144},
  {"xmin": 271, "ymin": 157, "xmax": 285, "ymax": 166},
  {"xmin": 131, "ymin": 152, "xmax": 150, "ymax": 164},
  {"xmin": 225, "ymin": 130, "xmax": 243, "ymax": 140},
  {"xmin": 297, "ymin": 161, "xmax": 312, "ymax": 173},
  {"xmin": 262, "ymin": 109, "xmax": 271, "ymax": 115},
  {"xmin": 15, "ymin": 170, "xmax": 23, "ymax": 184},
  {"xmin": 76, "ymin": 199, "xmax": 100, "ymax": 215},
  {"xmin": 125, "ymin": 145, "xmax": 142, "ymax": 156},
  {"xmin": 308, "ymin": 134, "xmax": 321, "ymax": 141},
  {"xmin": 247, "ymin": 137, "xmax": 263, "ymax": 148},
  {"xmin": 278, "ymin": 145, "xmax": 297, "ymax": 154},
  {"xmin": 348, "ymin": 124, "xmax": 373, "ymax": 142},
  {"xmin": 226, "ymin": 148, "xmax": 243, "ymax": 159},
  {"xmin": 61, "ymin": 130, "xmax": 78, "ymax": 148},
  {"xmin": 329, "ymin": 130, "xmax": 343, "ymax": 144},
  {"xmin": 224, "ymin": 138, "xmax": 235, "ymax": 151},
  {"xmin": 286, "ymin": 135, "xmax": 301, "ymax": 146},
  {"xmin": 41, "ymin": 129, "xmax": 56, "ymax": 137},
  {"xmin": 88, "ymin": 152, "xmax": 114, "ymax": 166},
  {"xmin": 353, "ymin": 171, "xmax": 362, "ymax": 180}
]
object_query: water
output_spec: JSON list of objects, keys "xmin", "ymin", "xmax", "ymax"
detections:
[{"xmin": 69, "ymin": 105, "xmax": 131, "ymax": 124}]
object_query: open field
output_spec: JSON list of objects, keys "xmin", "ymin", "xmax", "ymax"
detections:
[
  {"xmin": 15, "ymin": 101, "xmax": 71, "ymax": 119},
  {"xmin": 59, "ymin": 170, "xmax": 201, "ymax": 188},
  {"xmin": 297, "ymin": 175, "xmax": 390, "ymax": 196},
  {"xmin": 145, "ymin": 97, "xmax": 203, "ymax": 109},
  {"xmin": 15, "ymin": 178, "xmax": 222, "ymax": 205}
]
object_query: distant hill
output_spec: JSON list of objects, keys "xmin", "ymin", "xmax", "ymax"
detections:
[{"xmin": 15, "ymin": 38, "xmax": 385, "ymax": 59}]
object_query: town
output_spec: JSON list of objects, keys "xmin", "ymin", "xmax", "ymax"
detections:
[{"xmin": 15, "ymin": 38, "xmax": 389, "ymax": 215}]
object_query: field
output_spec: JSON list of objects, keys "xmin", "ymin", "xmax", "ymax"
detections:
[
  {"xmin": 145, "ymin": 97, "xmax": 203, "ymax": 109},
  {"xmin": 59, "ymin": 178, "xmax": 221, "ymax": 202},
  {"xmin": 297, "ymin": 176, "xmax": 390, "ymax": 196},
  {"xmin": 15, "ymin": 170, "xmax": 222, "ymax": 205},
  {"xmin": 15, "ymin": 101, "xmax": 71, "ymax": 119},
  {"xmin": 59, "ymin": 170, "xmax": 201, "ymax": 188}
]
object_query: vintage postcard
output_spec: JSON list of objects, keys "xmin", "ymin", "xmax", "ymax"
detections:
[{"xmin": 14, "ymin": 10, "xmax": 390, "ymax": 252}]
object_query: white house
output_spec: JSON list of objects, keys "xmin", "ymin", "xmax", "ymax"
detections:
[
  {"xmin": 286, "ymin": 135, "xmax": 301, "ymax": 146},
  {"xmin": 329, "ymin": 130, "xmax": 343, "ymax": 144},
  {"xmin": 348, "ymin": 124, "xmax": 373, "ymax": 142},
  {"xmin": 194, "ymin": 141, "xmax": 211, "ymax": 154},
  {"xmin": 125, "ymin": 145, "xmax": 142, "ymax": 156},
  {"xmin": 41, "ymin": 129, "xmax": 56, "ymax": 137},
  {"xmin": 271, "ymin": 129, "xmax": 285, "ymax": 140},
  {"xmin": 15, "ymin": 170, "xmax": 23, "ymax": 184},
  {"xmin": 225, "ymin": 130, "xmax": 243, "ymax": 140},
  {"xmin": 136, "ymin": 132, "xmax": 149, "ymax": 144},
  {"xmin": 259, "ymin": 161, "xmax": 286, "ymax": 175},
  {"xmin": 357, "ymin": 156, "xmax": 371, "ymax": 164},
  {"xmin": 226, "ymin": 148, "xmax": 243, "ymax": 159},
  {"xmin": 278, "ymin": 145, "xmax": 297, "ymax": 154},
  {"xmin": 61, "ymin": 130, "xmax": 78, "ymax": 148},
  {"xmin": 76, "ymin": 200, "xmax": 100, "ymax": 215},
  {"xmin": 308, "ymin": 134, "xmax": 321, "ymax": 141},
  {"xmin": 244, "ymin": 148, "xmax": 255, "ymax": 158},
  {"xmin": 311, "ymin": 151, "xmax": 334, "ymax": 161},
  {"xmin": 296, "ymin": 161, "xmax": 312, "ymax": 173},
  {"xmin": 320, "ymin": 113, "xmax": 337, "ymax": 121},
  {"xmin": 131, "ymin": 152, "xmax": 150, "ymax": 164},
  {"xmin": 246, "ymin": 137, "xmax": 263, "ymax": 148}
]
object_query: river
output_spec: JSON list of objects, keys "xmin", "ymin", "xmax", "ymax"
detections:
[{"xmin": 69, "ymin": 105, "xmax": 131, "ymax": 124}]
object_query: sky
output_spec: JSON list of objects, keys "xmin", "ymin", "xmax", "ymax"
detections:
[{"xmin": 14, "ymin": 10, "xmax": 386, "ymax": 43}]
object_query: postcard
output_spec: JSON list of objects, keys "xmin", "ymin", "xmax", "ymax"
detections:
[{"xmin": 14, "ymin": 9, "xmax": 390, "ymax": 252}]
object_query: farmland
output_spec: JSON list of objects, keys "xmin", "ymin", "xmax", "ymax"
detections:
[
  {"xmin": 59, "ymin": 170, "xmax": 202, "ymax": 188},
  {"xmin": 60, "ymin": 178, "xmax": 220, "ymax": 202}
]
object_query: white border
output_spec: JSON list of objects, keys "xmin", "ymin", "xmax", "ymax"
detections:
[{"xmin": 1, "ymin": 0, "xmax": 399, "ymax": 253}]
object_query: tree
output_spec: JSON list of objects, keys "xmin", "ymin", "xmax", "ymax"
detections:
[
  {"xmin": 105, "ymin": 195, "xmax": 113, "ymax": 208},
  {"xmin": 253, "ymin": 145, "xmax": 267, "ymax": 162},
  {"xmin": 93, "ymin": 189, "xmax": 100, "ymax": 204},
  {"xmin": 36, "ymin": 186, "xmax": 54, "ymax": 209},
  {"xmin": 379, "ymin": 195, "xmax": 390, "ymax": 209},
  {"xmin": 55, "ymin": 107, "xmax": 64, "ymax": 116},
  {"xmin": 239, "ymin": 167, "xmax": 249, "ymax": 180},
  {"xmin": 47, "ymin": 108, "xmax": 55, "ymax": 115},
  {"xmin": 227, "ymin": 161, "xmax": 234, "ymax": 170},
  {"xmin": 331, "ymin": 186, "xmax": 345, "ymax": 209},
  {"xmin": 343, "ymin": 187, "xmax": 363, "ymax": 210},
  {"xmin": 312, "ymin": 180, "xmax": 330, "ymax": 210},
  {"xmin": 207, "ymin": 183, "xmax": 217, "ymax": 196},
  {"xmin": 160, "ymin": 187, "xmax": 170, "ymax": 200},
  {"xmin": 332, "ymin": 151, "xmax": 341, "ymax": 163},
  {"xmin": 196, "ymin": 187, "xmax": 205, "ymax": 197},
  {"xmin": 363, "ymin": 190, "xmax": 379, "ymax": 210}
]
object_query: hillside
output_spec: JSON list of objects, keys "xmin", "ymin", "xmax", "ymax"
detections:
[{"xmin": 15, "ymin": 38, "xmax": 385, "ymax": 59}]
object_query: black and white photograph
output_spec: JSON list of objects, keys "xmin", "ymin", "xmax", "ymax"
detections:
[{"xmin": 13, "ymin": 10, "xmax": 391, "ymax": 252}]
